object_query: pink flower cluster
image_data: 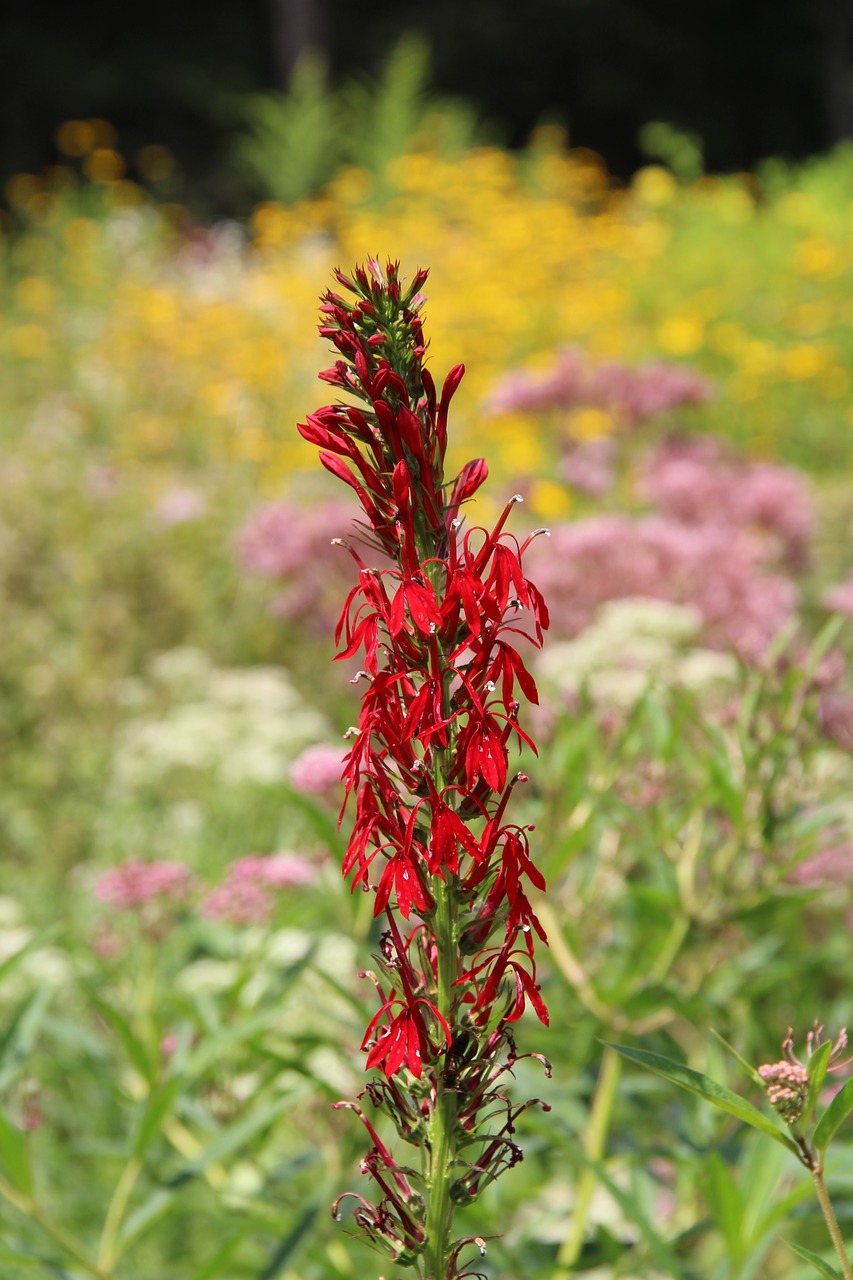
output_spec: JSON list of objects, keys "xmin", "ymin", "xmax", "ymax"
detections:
[
  {"xmin": 524, "ymin": 435, "xmax": 816, "ymax": 660},
  {"xmin": 201, "ymin": 852, "xmax": 317, "ymax": 927},
  {"xmin": 235, "ymin": 498, "xmax": 375, "ymax": 631},
  {"xmin": 92, "ymin": 852, "xmax": 317, "ymax": 932},
  {"xmin": 487, "ymin": 345, "xmax": 713, "ymax": 424},
  {"xmin": 638, "ymin": 436, "xmax": 813, "ymax": 568},
  {"xmin": 526, "ymin": 513, "xmax": 798, "ymax": 660},
  {"xmin": 94, "ymin": 859, "xmax": 193, "ymax": 910},
  {"xmin": 288, "ymin": 742, "xmax": 346, "ymax": 794}
]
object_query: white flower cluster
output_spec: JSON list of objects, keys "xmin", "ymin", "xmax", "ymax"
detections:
[
  {"xmin": 112, "ymin": 647, "xmax": 330, "ymax": 790},
  {"xmin": 537, "ymin": 596, "xmax": 739, "ymax": 708}
]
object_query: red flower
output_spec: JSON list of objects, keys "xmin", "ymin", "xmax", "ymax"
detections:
[{"xmin": 363, "ymin": 996, "xmax": 451, "ymax": 1080}]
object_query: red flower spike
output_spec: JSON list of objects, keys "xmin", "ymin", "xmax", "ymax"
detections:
[{"xmin": 304, "ymin": 263, "xmax": 551, "ymax": 1264}]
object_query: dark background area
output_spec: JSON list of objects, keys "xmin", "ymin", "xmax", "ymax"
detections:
[{"xmin": 3, "ymin": 0, "xmax": 852, "ymax": 212}]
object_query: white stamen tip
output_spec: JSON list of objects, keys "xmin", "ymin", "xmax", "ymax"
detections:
[{"xmin": 510, "ymin": 493, "xmax": 524, "ymax": 504}]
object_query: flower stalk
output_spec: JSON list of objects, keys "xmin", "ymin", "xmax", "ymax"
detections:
[{"xmin": 302, "ymin": 260, "xmax": 551, "ymax": 1277}]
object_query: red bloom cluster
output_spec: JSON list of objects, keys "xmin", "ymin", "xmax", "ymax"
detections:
[{"xmin": 302, "ymin": 261, "xmax": 550, "ymax": 1274}]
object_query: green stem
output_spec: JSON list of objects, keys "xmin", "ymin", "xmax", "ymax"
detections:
[
  {"xmin": 812, "ymin": 1163, "xmax": 853, "ymax": 1280},
  {"xmin": 0, "ymin": 1173, "xmax": 109, "ymax": 1278},
  {"xmin": 98, "ymin": 1155, "xmax": 143, "ymax": 1272},
  {"xmin": 424, "ymin": 875, "xmax": 460, "ymax": 1280},
  {"xmin": 555, "ymin": 1046, "xmax": 622, "ymax": 1275}
]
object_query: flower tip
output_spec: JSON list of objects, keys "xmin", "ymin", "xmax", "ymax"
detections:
[{"xmin": 510, "ymin": 493, "xmax": 524, "ymax": 504}]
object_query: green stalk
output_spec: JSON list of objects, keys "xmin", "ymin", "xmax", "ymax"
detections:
[
  {"xmin": 555, "ymin": 1045, "xmax": 622, "ymax": 1275},
  {"xmin": 98, "ymin": 1154, "xmax": 143, "ymax": 1272},
  {"xmin": 811, "ymin": 1163, "xmax": 853, "ymax": 1280},
  {"xmin": 0, "ymin": 1173, "xmax": 108, "ymax": 1278},
  {"xmin": 424, "ymin": 875, "xmax": 460, "ymax": 1280}
]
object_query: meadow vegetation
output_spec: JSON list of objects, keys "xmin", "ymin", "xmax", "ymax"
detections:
[{"xmin": 2, "ymin": 111, "xmax": 853, "ymax": 1279}]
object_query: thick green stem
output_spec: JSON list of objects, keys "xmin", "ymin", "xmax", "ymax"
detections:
[
  {"xmin": 424, "ymin": 875, "xmax": 460, "ymax": 1280},
  {"xmin": 555, "ymin": 1046, "xmax": 622, "ymax": 1275},
  {"xmin": 812, "ymin": 1163, "xmax": 853, "ymax": 1280}
]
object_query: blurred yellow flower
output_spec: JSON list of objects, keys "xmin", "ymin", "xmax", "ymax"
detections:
[
  {"xmin": 85, "ymin": 149, "xmax": 126, "ymax": 184},
  {"xmin": 656, "ymin": 314, "xmax": 705, "ymax": 357},
  {"xmin": 632, "ymin": 166, "xmax": 677, "ymax": 207},
  {"xmin": 15, "ymin": 275, "xmax": 55, "ymax": 315},
  {"xmin": 11, "ymin": 323, "xmax": 50, "ymax": 359}
]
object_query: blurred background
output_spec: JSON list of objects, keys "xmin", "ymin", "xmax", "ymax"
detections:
[
  {"xmin": 3, "ymin": 0, "xmax": 852, "ymax": 212},
  {"xmin": 4, "ymin": 5, "xmax": 853, "ymax": 1279}
]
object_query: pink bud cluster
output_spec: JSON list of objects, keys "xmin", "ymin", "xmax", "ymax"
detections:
[{"xmin": 300, "ymin": 261, "xmax": 551, "ymax": 1274}]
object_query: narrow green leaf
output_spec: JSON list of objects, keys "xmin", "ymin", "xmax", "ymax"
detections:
[
  {"xmin": 183, "ymin": 1007, "xmax": 284, "ymax": 1079},
  {"xmin": 785, "ymin": 1239, "xmax": 844, "ymax": 1280},
  {"xmin": 132, "ymin": 1077, "xmax": 180, "ymax": 1159},
  {"xmin": 814, "ymin": 1076, "xmax": 853, "ymax": 1154},
  {"xmin": 711, "ymin": 1030, "xmax": 766, "ymax": 1090},
  {"xmin": 802, "ymin": 1039, "xmax": 834, "ymax": 1131},
  {"xmin": 601, "ymin": 1042, "xmax": 801, "ymax": 1156},
  {"xmin": 706, "ymin": 1150, "xmax": 743, "ymax": 1258},
  {"xmin": 0, "ymin": 1106, "xmax": 33, "ymax": 1197},
  {"xmin": 168, "ymin": 1096, "xmax": 289, "ymax": 1186},
  {"xmin": 0, "ymin": 1245, "xmax": 46, "ymax": 1267},
  {"xmin": 572, "ymin": 1149, "xmax": 687, "ymax": 1280},
  {"xmin": 85, "ymin": 988, "xmax": 156, "ymax": 1086},
  {"xmin": 258, "ymin": 1202, "xmax": 322, "ymax": 1280},
  {"xmin": 190, "ymin": 1229, "xmax": 251, "ymax": 1280},
  {"xmin": 0, "ymin": 929, "xmax": 59, "ymax": 987},
  {"xmin": 0, "ymin": 986, "xmax": 53, "ymax": 1090},
  {"xmin": 117, "ymin": 1188, "xmax": 176, "ymax": 1251}
]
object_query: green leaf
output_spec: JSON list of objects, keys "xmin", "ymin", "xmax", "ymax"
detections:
[
  {"xmin": 117, "ymin": 1189, "xmax": 176, "ymax": 1251},
  {"xmin": 168, "ymin": 1096, "xmax": 289, "ymax": 1187},
  {"xmin": 190, "ymin": 1229, "xmax": 251, "ymax": 1280},
  {"xmin": 86, "ymin": 989, "xmax": 156, "ymax": 1086},
  {"xmin": 802, "ymin": 1039, "xmax": 834, "ymax": 1131},
  {"xmin": 814, "ymin": 1076, "xmax": 853, "ymax": 1154},
  {"xmin": 258, "ymin": 1201, "xmax": 322, "ymax": 1280},
  {"xmin": 0, "ymin": 1105, "xmax": 33, "ymax": 1197},
  {"xmin": 785, "ymin": 1239, "xmax": 844, "ymax": 1280},
  {"xmin": 711, "ymin": 1029, "xmax": 767, "ymax": 1090},
  {"xmin": 0, "ymin": 985, "xmax": 53, "ymax": 1090},
  {"xmin": 0, "ymin": 1245, "xmax": 47, "ymax": 1267},
  {"xmin": 0, "ymin": 928, "xmax": 59, "ymax": 988},
  {"xmin": 132, "ymin": 1077, "xmax": 180, "ymax": 1159},
  {"xmin": 572, "ymin": 1149, "xmax": 687, "ymax": 1280},
  {"xmin": 601, "ymin": 1041, "xmax": 801, "ymax": 1156},
  {"xmin": 706, "ymin": 1150, "xmax": 743, "ymax": 1258}
]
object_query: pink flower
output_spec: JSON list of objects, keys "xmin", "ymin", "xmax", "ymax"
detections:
[
  {"xmin": 231, "ymin": 851, "xmax": 316, "ymax": 887},
  {"xmin": 790, "ymin": 841, "xmax": 853, "ymax": 886},
  {"xmin": 638, "ymin": 436, "xmax": 813, "ymax": 567},
  {"xmin": 486, "ymin": 346, "xmax": 713, "ymax": 423},
  {"xmin": 234, "ymin": 498, "xmax": 376, "ymax": 631},
  {"xmin": 94, "ymin": 859, "xmax": 193, "ymax": 911},
  {"xmin": 824, "ymin": 579, "xmax": 853, "ymax": 616},
  {"xmin": 201, "ymin": 851, "xmax": 316, "ymax": 926},
  {"xmin": 202, "ymin": 879, "xmax": 274, "ymax": 926},
  {"xmin": 289, "ymin": 743, "xmax": 345, "ymax": 794}
]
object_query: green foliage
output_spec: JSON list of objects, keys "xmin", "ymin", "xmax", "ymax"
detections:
[
  {"xmin": 238, "ymin": 55, "xmax": 341, "ymax": 205},
  {"xmin": 638, "ymin": 120, "xmax": 705, "ymax": 181},
  {"xmin": 236, "ymin": 35, "xmax": 483, "ymax": 204}
]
